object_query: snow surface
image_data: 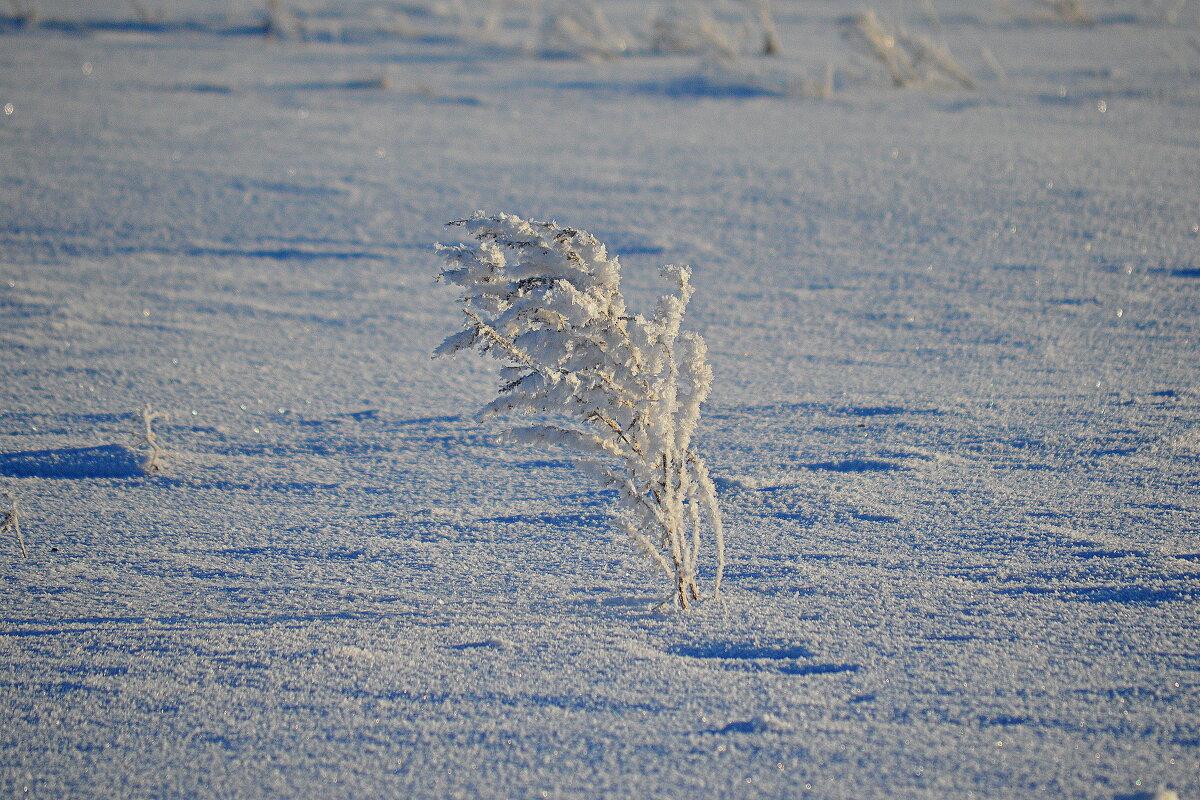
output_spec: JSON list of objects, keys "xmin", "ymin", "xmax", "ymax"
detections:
[{"xmin": 1, "ymin": 1, "xmax": 1198, "ymax": 798}]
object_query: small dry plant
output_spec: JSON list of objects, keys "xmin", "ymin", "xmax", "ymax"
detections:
[
  {"xmin": 435, "ymin": 213, "xmax": 725, "ymax": 610},
  {"xmin": 848, "ymin": 10, "xmax": 974, "ymax": 89},
  {"xmin": 134, "ymin": 403, "xmax": 169, "ymax": 473},
  {"xmin": 650, "ymin": 4, "xmax": 739, "ymax": 57},
  {"xmin": 650, "ymin": 1, "xmax": 780, "ymax": 58},
  {"xmin": 2, "ymin": 493, "xmax": 25, "ymax": 558},
  {"xmin": 1031, "ymin": 0, "xmax": 1094, "ymax": 23},
  {"xmin": 540, "ymin": 2, "xmax": 629, "ymax": 59}
]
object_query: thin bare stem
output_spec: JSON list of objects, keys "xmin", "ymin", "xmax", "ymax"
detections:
[{"xmin": 2, "ymin": 494, "xmax": 25, "ymax": 559}]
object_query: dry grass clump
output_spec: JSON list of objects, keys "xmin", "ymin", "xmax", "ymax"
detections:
[
  {"xmin": 847, "ymin": 10, "xmax": 975, "ymax": 89},
  {"xmin": 540, "ymin": 2, "xmax": 629, "ymax": 59}
]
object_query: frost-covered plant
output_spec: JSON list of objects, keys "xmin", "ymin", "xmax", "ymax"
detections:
[
  {"xmin": 434, "ymin": 212, "xmax": 724, "ymax": 610},
  {"xmin": 419, "ymin": 0, "xmax": 502, "ymax": 42},
  {"xmin": 134, "ymin": 403, "xmax": 169, "ymax": 474},
  {"xmin": 539, "ymin": 2, "xmax": 628, "ymax": 59},
  {"xmin": 265, "ymin": 0, "xmax": 304, "ymax": 39},
  {"xmin": 650, "ymin": 4, "xmax": 738, "ymax": 58},
  {"xmin": 650, "ymin": 1, "xmax": 779, "ymax": 58},
  {"xmin": 846, "ymin": 11, "xmax": 974, "ymax": 89},
  {"xmin": 2, "ymin": 493, "xmax": 25, "ymax": 559}
]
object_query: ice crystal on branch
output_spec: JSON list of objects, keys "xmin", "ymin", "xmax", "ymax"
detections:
[{"xmin": 435, "ymin": 212, "xmax": 724, "ymax": 609}]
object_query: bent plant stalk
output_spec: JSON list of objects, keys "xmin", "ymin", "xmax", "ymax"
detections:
[{"xmin": 435, "ymin": 212, "xmax": 724, "ymax": 609}]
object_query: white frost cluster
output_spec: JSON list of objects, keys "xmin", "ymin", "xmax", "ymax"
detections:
[{"xmin": 435, "ymin": 212, "xmax": 724, "ymax": 609}]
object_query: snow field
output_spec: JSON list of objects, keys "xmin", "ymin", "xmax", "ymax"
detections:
[{"xmin": 1, "ymin": 1, "xmax": 1198, "ymax": 797}]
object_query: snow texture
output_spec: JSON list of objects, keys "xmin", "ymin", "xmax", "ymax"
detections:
[{"xmin": 1, "ymin": 1, "xmax": 1198, "ymax": 798}]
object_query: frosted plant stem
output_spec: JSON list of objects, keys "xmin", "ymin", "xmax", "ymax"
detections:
[
  {"xmin": 634, "ymin": 531, "xmax": 675, "ymax": 582},
  {"xmin": 2, "ymin": 495, "xmax": 24, "ymax": 559},
  {"xmin": 693, "ymin": 455, "xmax": 724, "ymax": 599},
  {"xmin": 663, "ymin": 453, "xmax": 689, "ymax": 610},
  {"xmin": 686, "ymin": 465, "xmax": 703, "ymax": 597},
  {"xmin": 13, "ymin": 509, "xmax": 24, "ymax": 559},
  {"xmin": 137, "ymin": 404, "xmax": 169, "ymax": 474}
]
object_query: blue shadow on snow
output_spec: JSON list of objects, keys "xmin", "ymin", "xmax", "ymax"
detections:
[{"xmin": 0, "ymin": 444, "xmax": 143, "ymax": 479}]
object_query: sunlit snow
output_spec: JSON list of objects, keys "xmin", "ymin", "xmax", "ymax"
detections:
[{"xmin": 1, "ymin": 1, "xmax": 1197, "ymax": 798}]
